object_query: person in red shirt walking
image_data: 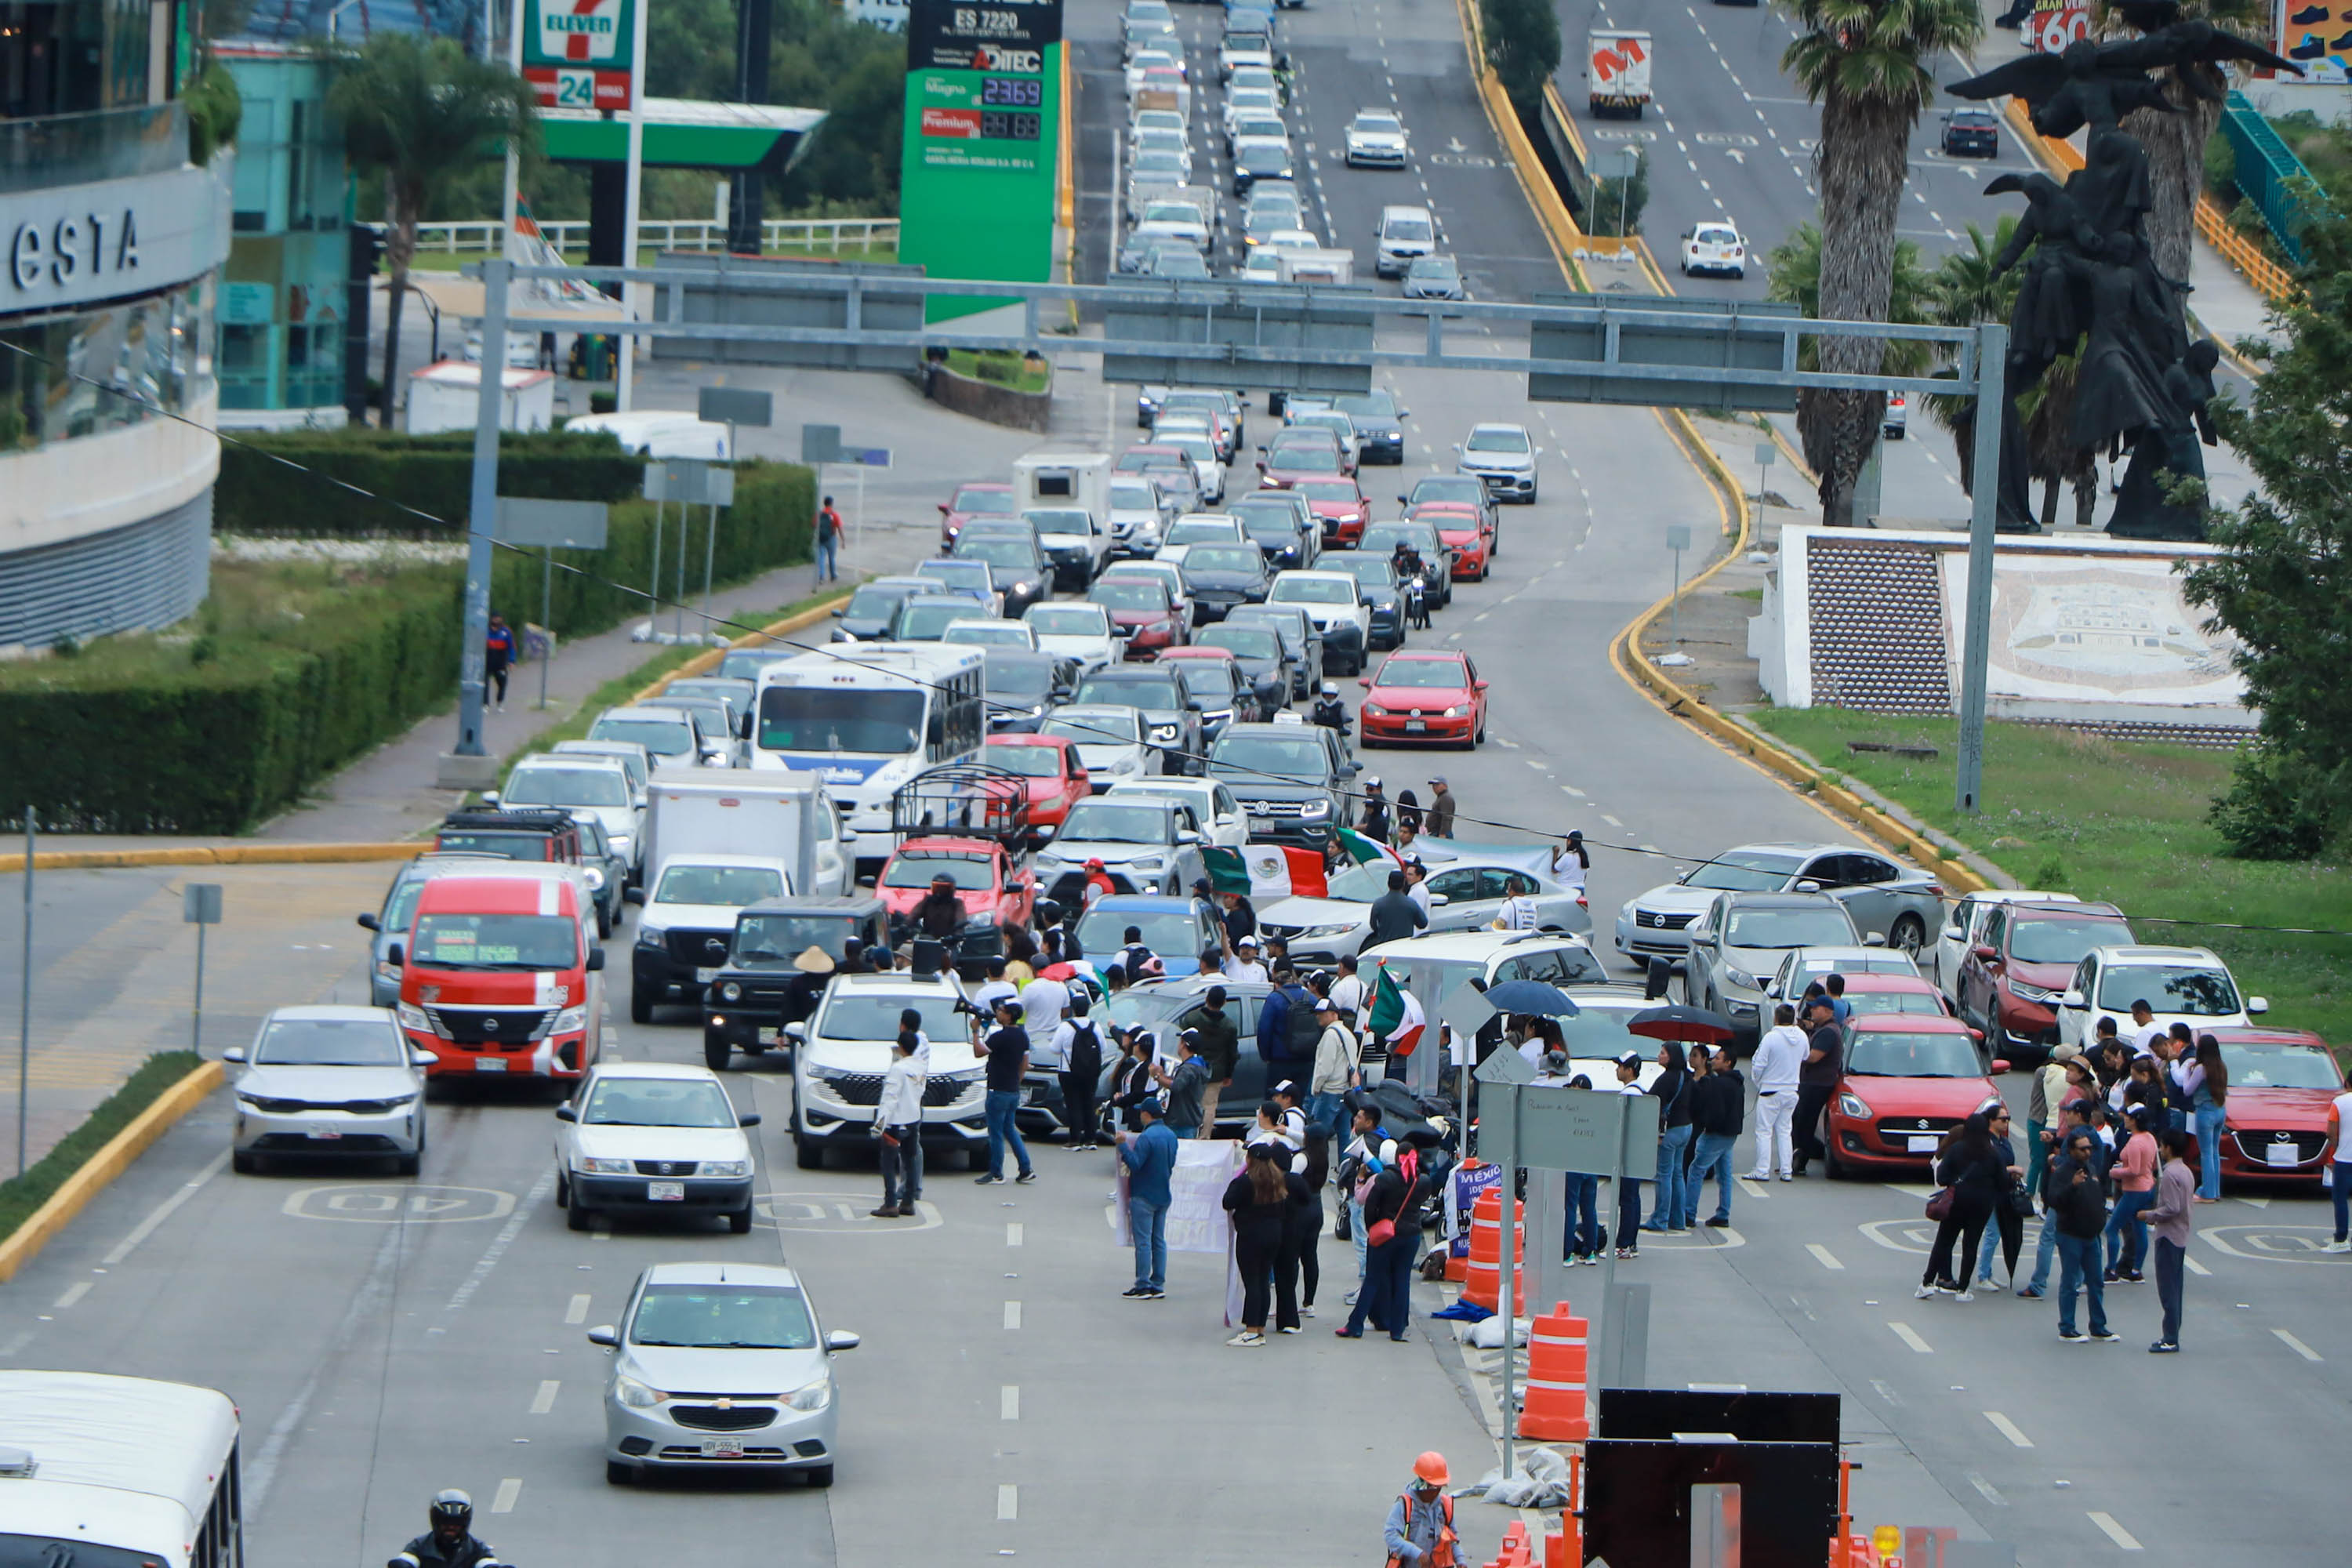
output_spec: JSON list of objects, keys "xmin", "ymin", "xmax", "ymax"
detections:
[{"xmin": 815, "ymin": 495, "xmax": 843, "ymax": 583}]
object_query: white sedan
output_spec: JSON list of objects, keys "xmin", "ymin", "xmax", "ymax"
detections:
[
  {"xmin": 1023, "ymin": 601, "xmax": 1122, "ymax": 673},
  {"xmin": 1679, "ymin": 221, "xmax": 1748, "ymax": 279},
  {"xmin": 556, "ymin": 1061, "xmax": 760, "ymax": 1235},
  {"xmin": 1345, "ymin": 109, "xmax": 1409, "ymax": 168},
  {"xmin": 1105, "ymin": 777, "xmax": 1250, "ymax": 848}
]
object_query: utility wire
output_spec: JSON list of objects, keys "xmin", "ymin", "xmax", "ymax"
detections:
[{"xmin": 11, "ymin": 340, "xmax": 2350, "ymax": 942}]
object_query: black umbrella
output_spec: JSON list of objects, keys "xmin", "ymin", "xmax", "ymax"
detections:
[{"xmin": 1627, "ymin": 1003, "xmax": 1737, "ymax": 1045}]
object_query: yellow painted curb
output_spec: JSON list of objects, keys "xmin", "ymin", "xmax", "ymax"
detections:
[
  {"xmin": 1455, "ymin": 0, "xmax": 1590, "ymax": 291},
  {"xmin": 0, "ymin": 842, "xmax": 423, "ymax": 874},
  {"xmin": 630, "ymin": 590, "xmax": 856, "ymax": 705},
  {"xmin": 0, "ymin": 1060, "xmax": 223, "ymax": 1284}
]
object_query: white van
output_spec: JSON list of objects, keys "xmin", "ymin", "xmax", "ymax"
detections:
[
  {"xmin": 561, "ymin": 409, "xmax": 732, "ymax": 459},
  {"xmin": 1375, "ymin": 205, "xmax": 1438, "ymax": 279}
]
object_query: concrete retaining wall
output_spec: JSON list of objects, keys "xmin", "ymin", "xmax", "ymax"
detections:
[{"xmin": 924, "ymin": 361, "xmax": 1052, "ymax": 433}]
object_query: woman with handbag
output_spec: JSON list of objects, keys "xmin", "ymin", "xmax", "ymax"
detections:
[
  {"xmin": 1918, "ymin": 1109, "xmax": 2021, "ymax": 1300},
  {"xmin": 1338, "ymin": 1139, "xmax": 1425, "ymax": 1342}
]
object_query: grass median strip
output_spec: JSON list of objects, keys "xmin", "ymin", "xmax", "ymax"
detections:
[
  {"xmin": 1748, "ymin": 710, "xmax": 2352, "ymax": 1045},
  {"xmin": 0, "ymin": 1051, "xmax": 203, "ymax": 1243}
]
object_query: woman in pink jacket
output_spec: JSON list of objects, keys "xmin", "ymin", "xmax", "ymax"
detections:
[{"xmin": 2103, "ymin": 1103, "xmax": 2160, "ymax": 1283}]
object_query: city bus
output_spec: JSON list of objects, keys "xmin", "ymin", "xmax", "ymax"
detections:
[
  {"xmin": 750, "ymin": 644, "xmax": 988, "ymax": 853},
  {"xmin": 0, "ymin": 1371, "xmax": 241, "ymax": 1568}
]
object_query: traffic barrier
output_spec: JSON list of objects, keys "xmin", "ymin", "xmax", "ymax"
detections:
[
  {"xmin": 1494, "ymin": 1522, "xmax": 1533, "ymax": 1568},
  {"xmin": 1461, "ymin": 1189, "xmax": 1524, "ymax": 1312},
  {"xmin": 1518, "ymin": 1301, "xmax": 1591, "ymax": 1442}
]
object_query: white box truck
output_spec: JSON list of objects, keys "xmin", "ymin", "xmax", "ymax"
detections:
[
  {"xmin": 1014, "ymin": 451, "xmax": 1116, "ymax": 587},
  {"xmin": 640, "ymin": 773, "xmax": 853, "ymax": 905},
  {"xmin": 1588, "ymin": 28, "xmax": 1653, "ymax": 118},
  {"xmin": 1276, "ymin": 248, "xmax": 1356, "ymax": 285}
]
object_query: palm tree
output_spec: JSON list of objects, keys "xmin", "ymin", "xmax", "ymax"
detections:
[
  {"xmin": 1779, "ymin": 0, "xmax": 1984, "ymax": 525},
  {"xmin": 1919, "ymin": 219, "xmax": 2021, "ymax": 495},
  {"xmin": 328, "ymin": 34, "xmax": 537, "ymax": 427},
  {"xmin": 2100, "ymin": 0, "xmax": 2269, "ymax": 284}
]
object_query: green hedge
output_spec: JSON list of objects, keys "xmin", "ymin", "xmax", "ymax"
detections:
[
  {"xmin": 215, "ymin": 429, "xmax": 648, "ymax": 537},
  {"xmin": 0, "ymin": 462, "xmax": 815, "ymax": 833}
]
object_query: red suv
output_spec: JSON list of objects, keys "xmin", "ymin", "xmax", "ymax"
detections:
[{"xmin": 1955, "ymin": 901, "xmax": 2132, "ymax": 1065}]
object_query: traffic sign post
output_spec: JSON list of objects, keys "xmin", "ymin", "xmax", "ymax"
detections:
[
  {"xmin": 1753, "ymin": 440, "xmax": 1776, "ymax": 506},
  {"xmin": 183, "ymin": 884, "xmax": 223, "ymax": 1056},
  {"xmin": 1666, "ymin": 521, "xmax": 1693, "ymax": 651},
  {"xmin": 495, "ymin": 498, "xmax": 611, "ymax": 708}
]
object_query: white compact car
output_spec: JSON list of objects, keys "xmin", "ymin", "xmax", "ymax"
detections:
[
  {"xmin": 1345, "ymin": 109, "xmax": 1409, "ymax": 168},
  {"xmin": 1679, "ymin": 221, "xmax": 1748, "ymax": 279},
  {"xmin": 556, "ymin": 1061, "xmax": 761, "ymax": 1233},
  {"xmin": 2051, "ymin": 946, "xmax": 2267, "ymax": 1052}
]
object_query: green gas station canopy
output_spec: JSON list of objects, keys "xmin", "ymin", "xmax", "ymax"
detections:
[{"xmin": 540, "ymin": 98, "xmax": 826, "ymax": 171}]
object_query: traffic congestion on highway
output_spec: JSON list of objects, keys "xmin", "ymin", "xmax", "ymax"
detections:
[{"xmin": 5, "ymin": 0, "xmax": 2339, "ymax": 1565}]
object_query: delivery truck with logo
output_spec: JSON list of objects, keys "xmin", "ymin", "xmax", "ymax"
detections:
[{"xmin": 1588, "ymin": 28, "xmax": 1653, "ymax": 118}]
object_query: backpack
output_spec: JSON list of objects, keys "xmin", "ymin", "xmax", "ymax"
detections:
[
  {"xmin": 1284, "ymin": 986, "xmax": 1321, "ymax": 1061},
  {"xmin": 1065, "ymin": 1021, "xmax": 1102, "ymax": 1083}
]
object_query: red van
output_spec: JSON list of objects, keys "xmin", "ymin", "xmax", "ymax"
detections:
[{"xmin": 396, "ymin": 873, "xmax": 604, "ymax": 1081}]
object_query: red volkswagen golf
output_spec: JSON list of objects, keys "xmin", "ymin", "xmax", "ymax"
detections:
[{"xmin": 1356, "ymin": 651, "xmax": 1487, "ymax": 749}]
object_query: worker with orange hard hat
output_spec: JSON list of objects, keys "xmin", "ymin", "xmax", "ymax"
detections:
[{"xmin": 1383, "ymin": 1453, "xmax": 1457, "ymax": 1568}]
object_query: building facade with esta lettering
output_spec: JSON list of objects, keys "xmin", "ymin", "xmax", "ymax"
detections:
[{"xmin": 0, "ymin": 0, "xmax": 233, "ymax": 652}]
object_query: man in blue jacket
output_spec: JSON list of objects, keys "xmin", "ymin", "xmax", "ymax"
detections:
[{"xmin": 1119, "ymin": 1098, "xmax": 1178, "ymax": 1300}]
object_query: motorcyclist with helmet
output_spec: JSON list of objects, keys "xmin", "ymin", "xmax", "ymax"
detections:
[
  {"xmin": 390, "ymin": 1491, "xmax": 506, "ymax": 1568},
  {"xmin": 1390, "ymin": 539, "xmax": 1431, "ymax": 630},
  {"xmin": 1311, "ymin": 681, "xmax": 1352, "ymax": 736}
]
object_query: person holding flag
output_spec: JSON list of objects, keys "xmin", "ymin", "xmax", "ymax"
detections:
[{"xmin": 1367, "ymin": 962, "xmax": 1427, "ymax": 1089}]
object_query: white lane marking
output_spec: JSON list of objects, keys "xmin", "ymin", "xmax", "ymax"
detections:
[
  {"xmin": 530, "ymin": 1380, "xmax": 561, "ymax": 1415},
  {"xmin": 1602, "ymin": 815, "xmax": 1624, "ymax": 827},
  {"xmin": 997, "ymin": 1483, "xmax": 1020, "ymax": 1521},
  {"xmin": 2273, "ymin": 1327, "xmax": 2323, "ymax": 1362},
  {"xmin": 1739, "ymin": 1178, "xmax": 1768, "ymax": 1199},
  {"xmin": 1001, "ymin": 1385, "xmax": 1021, "ymax": 1421},
  {"xmin": 564, "ymin": 1293, "xmax": 591, "ymax": 1324},
  {"xmin": 2087, "ymin": 1512, "xmax": 2143, "ymax": 1551},
  {"xmin": 1523, "ymin": 758, "xmax": 1551, "ymax": 771},
  {"xmin": 1968, "ymin": 1472, "xmax": 2006, "ymax": 1507},
  {"xmin": 1984, "ymin": 1411, "xmax": 2034, "ymax": 1448},
  {"xmin": 1560, "ymin": 785, "xmax": 1585, "ymax": 797},
  {"xmin": 1888, "ymin": 1321, "xmax": 1933, "ymax": 1354},
  {"xmin": 1869, "ymin": 1377, "xmax": 1902, "ymax": 1406},
  {"xmin": 491, "ymin": 1478, "xmax": 521, "ymax": 1514},
  {"xmin": 247, "ymin": 1224, "xmax": 408, "ymax": 1509},
  {"xmin": 52, "ymin": 1283, "xmax": 90, "ymax": 1310},
  {"xmin": 1806, "ymin": 1243, "xmax": 1843, "ymax": 1272},
  {"xmin": 443, "ymin": 1167, "xmax": 557, "ymax": 1316},
  {"xmin": 2184, "ymin": 1254, "xmax": 2212, "ymax": 1276},
  {"xmin": 103, "ymin": 1150, "xmax": 230, "ymax": 1265},
  {"xmin": 1004, "ymin": 1300, "xmax": 1022, "ymax": 1330},
  {"xmin": 1007, "ymin": 1221, "xmax": 1024, "ymax": 1247}
]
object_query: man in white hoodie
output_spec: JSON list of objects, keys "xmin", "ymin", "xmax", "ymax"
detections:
[{"xmin": 1748, "ymin": 1004, "xmax": 1806, "ymax": 1181}]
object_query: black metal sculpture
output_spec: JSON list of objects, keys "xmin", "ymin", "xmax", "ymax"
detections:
[{"xmin": 1949, "ymin": 16, "xmax": 2299, "ymax": 539}]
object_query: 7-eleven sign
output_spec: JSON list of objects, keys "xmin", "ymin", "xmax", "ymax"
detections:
[{"xmin": 524, "ymin": 0, "xmax": 632, "ymax": 69}]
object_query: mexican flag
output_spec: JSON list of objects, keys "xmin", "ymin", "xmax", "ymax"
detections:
[
  {"xmin": 1368, "ymin": 964, "xmax": 1426, "ymax": 1057},
  {"xmin": 1336, "ymin": 826, "xmax": 1399, "ymax": 867},
  {"xmin": 1203, "ymin": 844, "xmax": 1328, "ymax": 900}
]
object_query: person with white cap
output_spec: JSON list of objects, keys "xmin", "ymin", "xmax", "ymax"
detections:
[
  {"xmin": 1221, "ymin": 933, "xmax": 1270, "ymax": 985},
  {"xmin": 1359, "ymin": 777, "xmax": 1391, "ymax": 842},
  {"xmin": 1308, "ymin": 995, "xmax": 1361, "ymax": 1145},
  {"xmin": 1425, "ymin": 777, "xmax": 1456, "ymax": 838}
]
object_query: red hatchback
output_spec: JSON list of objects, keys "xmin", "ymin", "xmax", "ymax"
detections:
[
  {"xmin": 984, "ymin": 733, "xmax": 1091, "ymax": 839},
  {"xmin": 939, "ymin": 481, "xmax": 1019, "ymax": 548},
  {"xmin": 2204, "ymin": 1026, "xmax": 2343, "ymax": 1185},
  {"xmin": 1409, "ymin": 501, "xmax": 1494, "ymax": 580},
  {"xmin": 1088, "ymin": 575, "xmax": 1188, "ymax": 659},
  {"xmin": 1822, "ymin": 1014, "xmax": 2006, "ymax": 1177},
  {"xmin": 876, "ymin": 836, "xmax": 1036, "ymax": 945},
  {"xmin": 1357, "ymin": 650, "xmax": 1488, "ymax": 749},
  {"xmin": 1294, "ymin": 477, "xmax": 1370, "ymax": 546},
  {"xmin": 1258, "ymin": 440, "xmax": 1352, "ymax": 489}
]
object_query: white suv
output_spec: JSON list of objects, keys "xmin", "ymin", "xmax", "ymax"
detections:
[
  {"xmin": 1374, "ymin": 204, "xmax": 1437, "ymax": 278},
  {"xmin": 789, "ymin": 972, "xmax": 988, "ymax": 1168}
]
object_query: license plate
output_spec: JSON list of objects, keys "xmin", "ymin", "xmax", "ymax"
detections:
[
  {"xmin": 475, "ymin": 1058, "xmax": 507, "ymax": 1073},
  {"xmin": 2266, "ymin": 1143, "xmax": 2301, "ymax": 1168},
  {"xmin": 1907, "ymin": 1134, "xmax": 1940, "ymax": 1152},
  {"xmin": 1406, "ymin": 720, "xmax": 1427, "ymax": 732},
  {"xmin": 648, "ymin": 1181, "xmax": 685, "ymax": 1201},
  {"xmin": 699, "ymin": 1438, "xmax": 745, "ymax": 1458},
  {"xmin": 1250, "ymin": 816, "xmax": 1276, "ymax": 831},
  {"xmin": 306, "ymin": 1128, "xmax": 344, "ymax": 1140},
  {"xmin": 757, "ymin": 1026, "xmax": 779, "ymax": 1044},
  {"xmin": 695, "ymin": 967, "xmax": 720, "ymax": 984}
]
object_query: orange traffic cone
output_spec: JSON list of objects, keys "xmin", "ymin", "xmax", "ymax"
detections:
[
  {"xmin": 1461, "ymin": 1189, "xmax": 1525, "ymax": 1312},
  {"xmin": 1517, "ymin": 1301, "xmax": 1590, "ymax": 1442}
]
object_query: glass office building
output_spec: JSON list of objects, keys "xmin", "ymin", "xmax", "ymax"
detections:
[{"xmin": 0, "ymin": 0, "xmax": 232, "ymax": 650}]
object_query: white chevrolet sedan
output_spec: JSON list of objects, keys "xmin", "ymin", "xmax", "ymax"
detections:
[{"xmin": 557, "ymin": 1062, "xmax": 760, "ymax": 1235}]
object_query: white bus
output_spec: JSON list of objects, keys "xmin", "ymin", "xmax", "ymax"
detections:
[
  {"xmin": 750, "ymin": 644, "xmax": 988, "ymax": 840},
  {"xmin": 0, "ymin": 1371, "xmax": 241, "ymax": 1568}
]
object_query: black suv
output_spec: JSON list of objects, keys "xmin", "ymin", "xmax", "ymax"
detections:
[
  {"xmin": 701, "ymin": 895, "xmax": 891, "ymax": 1069},
  {"xmin": 1209, "ymin": 720, "xmax": 1359, "ymax": 848}
]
